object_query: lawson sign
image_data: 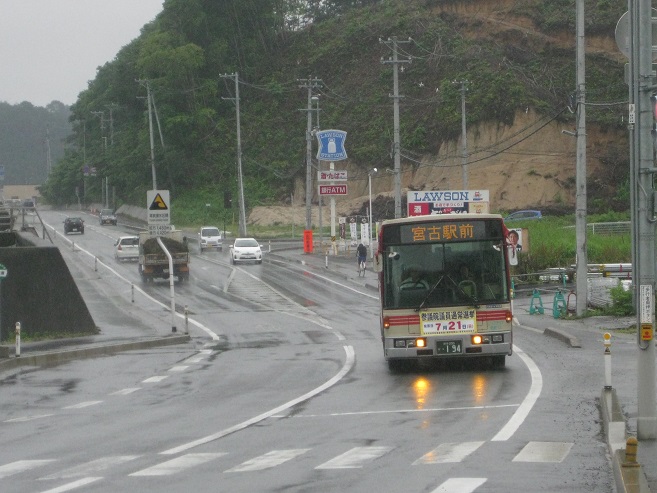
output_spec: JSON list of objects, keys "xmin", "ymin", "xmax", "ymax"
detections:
[
  {"xmin": 407, "ymin": 189, "xmax": 490, "ymax": 216},
  {"xmin": 316, "ymin": 129, "xmax": 347, "ymax": 161}
]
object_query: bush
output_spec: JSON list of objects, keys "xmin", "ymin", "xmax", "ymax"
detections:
[{"xmin": 602, "ymin": 284, "xmax": 634, "ymax": 316}]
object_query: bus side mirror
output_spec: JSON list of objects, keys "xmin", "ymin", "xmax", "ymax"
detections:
[{"xmin": 373, "ymin": 253, "xmax": 383, "ymax": 273}]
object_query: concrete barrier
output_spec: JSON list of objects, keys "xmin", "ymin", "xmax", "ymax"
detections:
[{"xmin": 0, "ymin": 231, "xmax": 95, "ymax": 342}]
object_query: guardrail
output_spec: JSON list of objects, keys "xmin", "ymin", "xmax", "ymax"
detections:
[
  {"xmin": 588, "ymin": 222, "xmax": 630, "ymax": 235},
  {"xmin": 562, "ymin": 222, "xmax": 630, "ymax": 235}
]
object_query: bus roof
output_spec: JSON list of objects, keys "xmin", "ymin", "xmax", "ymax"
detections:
[{"xmin": 380, "ymin": 213, "xmax": 504, "ymax": 227}]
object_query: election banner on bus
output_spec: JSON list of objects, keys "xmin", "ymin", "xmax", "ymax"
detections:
[{"xmin": 407, "ymin": 189, "xmax": 489, "ymax": 216}]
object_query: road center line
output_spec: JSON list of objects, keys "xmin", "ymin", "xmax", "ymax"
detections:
[
  {"xmin": 272, "ymin": 403, "xmax": 519, "ymax": 419},
  {"xmin": 160, "ymin": 345, "xmax": 355, "ymax": 455}
]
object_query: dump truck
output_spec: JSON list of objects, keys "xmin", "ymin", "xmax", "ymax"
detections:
[{"xmin": 138, "ymin": 230, "xmax": 190, "ymax": 283}]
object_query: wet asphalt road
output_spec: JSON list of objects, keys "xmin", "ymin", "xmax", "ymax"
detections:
[{"xmin": 0, "ymin": 212, "xmax": 615, "ymax": 492}]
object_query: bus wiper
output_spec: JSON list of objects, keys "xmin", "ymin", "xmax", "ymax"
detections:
[{"xmin": 416, "ymin": 275, "xmax": 445, "ymax": 312}]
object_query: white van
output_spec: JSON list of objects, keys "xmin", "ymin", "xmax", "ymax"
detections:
[{"xmin": 198, "ymin": 226, "xmax": 223, "ymax": 252}]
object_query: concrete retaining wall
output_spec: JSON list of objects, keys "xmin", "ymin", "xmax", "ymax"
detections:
[{"xmin": 0, "ymin": 231, "xmax": 96, "ymax": 342}]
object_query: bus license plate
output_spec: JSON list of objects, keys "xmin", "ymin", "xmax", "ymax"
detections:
[{"xmin": 436, "ymin": 341, "xmax": 462, "ymax": 354}]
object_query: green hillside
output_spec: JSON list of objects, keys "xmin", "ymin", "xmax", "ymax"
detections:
[
  {"xmin": 39, "ymin": 0, "xmax": 628, "ymax": 219},
  {"xmin": 0, "ymin": 101, "xmax": 71, "ymax": 186}
]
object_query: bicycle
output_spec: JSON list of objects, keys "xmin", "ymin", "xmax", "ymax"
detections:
[{"xmin": 357, "ymin": 255, "xmax": 367, "ymax": 277}]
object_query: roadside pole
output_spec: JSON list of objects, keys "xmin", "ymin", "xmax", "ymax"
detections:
[
  {"xmin": 623, "ymin": 0, "xmax": 657, "ymax": 439},
  {"xmin": 0, "ymin": 264, "xmax": 6, "ymax": 344},
  {"xmin": 157, "ymin": 237, "xmax": 177, "ymax": 333}
]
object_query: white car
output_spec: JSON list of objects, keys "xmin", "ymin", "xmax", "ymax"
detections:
[
  {"xmin": 198, "ymin": 226, "xmax": 223, "ymax": 252},
  {"xmin": 230, "ymin": 237, "xmax": 262, "ymax": 264},
  {"xmin": 114, "ymin": 235, "xmax": 140, "ymax": 262}
]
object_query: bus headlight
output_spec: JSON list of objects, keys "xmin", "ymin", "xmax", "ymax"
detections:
[
  {"xmin": 471, "ymin": 335, "xmax": 483, "ymax": 345},
  {"xmin": 416, "ymin": 338, "xmax": 426, "ymax": 348},
  {"xmin": 383, "ymin": 317, "xmax": 391, "ymax": 329}
]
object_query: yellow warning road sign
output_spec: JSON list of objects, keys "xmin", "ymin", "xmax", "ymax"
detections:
[
  {"xmin": 149, "ymin": 193, "xmax": 168, "ymax": 210},
  {"xmin": 147, "ymin": 190, "xmax": 171, "ymax": 225}
]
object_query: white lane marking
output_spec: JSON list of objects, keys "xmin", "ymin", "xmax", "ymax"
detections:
[
  {"xmin": 45, "ymin": 221, "xmax": 220, "ymax": 341},
  {"xmin": 168, "ymin": 365, "xmax": 189, "ymax": 372},
  {"xmin": 223, "ymin": 269, "xmax": 237, "ymax": 293},
  {"xmin": 431, "ymin": 478, "xmax": 487, "ymax": 493},
  {"xmin": 491, "ymin": 344, "xmax": 542, "ymax": 441},
  {"xmin": 315, "ymin": 446, "xmax": 393, "ymax": 469},
  {"xmin": 184, "ymin": 356, "xmax": 205, "ymax": 364},
  {"xmin": 62, "ymin": 401, "xmax": 103, "ymax": 409},
  {"xmin": 38, "ymin": 477, "xmax": 102, "ymax": 492},
  {"xmin": 224, "ymin": 449, "xmax": 311, "ymax": 473},
  {"xmin": 270, "ymin": 257, "xmax": 378, "ymax": 300},
  {"xmin": 142, "ymin": 375, "xmax": 168, "ymax": 383},
  {"xmin": 512, "ymin": 441, "xmax": 573, "ymax": 462},
  {"xmin": 413, "ymin": 442, "xmax": 485, "ymax": 465},
  {"xmin": 129, "ymin": 453, "xmax": 225, "ymax": 476},
  {"xmin": 109, "ymin": 388, "xmax": 140, "ymax": 396},
  {"xmin": 161, "ymin": 345, "xmax": 355, "ymax": 455},
  {"xmin": 278, "ymin": 403, "xmax": 518, "ymax": 419},
  {"xmin": 39, "ymin": 456, "xmax": 140, "ymax": 480},
  {"xmin": 4, "ymin": 414, "xmax": 54, "ymax": 423},
  {"xmin": 0, "ymin": 460, "xmax": 56, "ymax": 478}
]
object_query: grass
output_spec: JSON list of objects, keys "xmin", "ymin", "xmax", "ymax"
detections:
[{"xmin": 509, "ymin": 214, "xmax": 631, "ymax": 274}]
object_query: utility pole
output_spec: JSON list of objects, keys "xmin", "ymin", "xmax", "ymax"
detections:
[
  {"xmin": 574, "ymin": 0, "xmax": 588, "ymax": 317},
  {"xmin": 298, "ymin": 76, "xmax": 323, "ymax": 230},
  {"xmin": 627, "ymin": 0, "xmax": 657, "ymax": 439},
  {"xmin": 453, "ymin": 80, "xmax": 469, "ymax": 189},
  {"xmin": 380, "ymin": 37, "xmax": 411, "ymax": 218},
  {"xmin": 45, "ymin": 124, "xmax": 52, "ymax": 176},
  {"xmin": 105, "ymin": 103, "xmax": 119, "ymax": 146},
  {"xmin": 91, "ymin": 110, "xmax": 107, "ymax": 152},
  {"xmin": 146, "ymin": 82, "xmax": 156, "ymax": 190},
  {"xmin": 221, "ymin": 72, "xmax": 247, "ymax": 237},
  {"xmin": 313, "ymin": 95, "xmax": 322, "ymax": 249}
]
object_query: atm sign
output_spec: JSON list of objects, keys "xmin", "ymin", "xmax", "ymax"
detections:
[{"xmin": 319, "ymin": 185, "xmax": 348, "ymax": 195}]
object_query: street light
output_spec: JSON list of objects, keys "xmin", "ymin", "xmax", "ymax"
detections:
[{"xmin": 368, "ymin": 168, "xmax": 378, "ymax": 257}]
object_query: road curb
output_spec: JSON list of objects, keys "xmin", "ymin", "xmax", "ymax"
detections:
[
  {"xmin": 0, "ymin": 335, "xmax": 191, "ymax": 373},
  {"xmin": 601, "ymin": 388, "xmax": 652, "ymax": 493},
  {"xmin": 543, "ymin": 327, "xmax": 581, "ymax": 348}
]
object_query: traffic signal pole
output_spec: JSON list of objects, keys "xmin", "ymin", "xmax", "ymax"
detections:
[{"xmin": 628, "ymin": 0, "xmax": 657, "ymax": 439}]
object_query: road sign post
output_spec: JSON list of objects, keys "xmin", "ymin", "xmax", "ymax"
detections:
[{"xmin": 0, "ymin": 263, "xmax": 7, "ymax": 344}]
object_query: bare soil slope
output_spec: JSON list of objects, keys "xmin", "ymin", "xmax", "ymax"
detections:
[{"xmin": 249, "ymin": 1, "xmax": 626, "ymax": 227}]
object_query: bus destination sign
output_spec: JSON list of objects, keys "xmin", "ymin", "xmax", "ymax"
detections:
[{"xmin": 400, "ymin": 221, "xmax": 488, "ymax": 244}]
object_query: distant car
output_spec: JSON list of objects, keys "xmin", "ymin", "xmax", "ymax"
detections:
[
  {"xmin": 230, "ymin": 237, "xmax": 263, "ymax": 264},
  {"xmin": 198, "ymin": 226, "xmax": 223, "ymax": 252},
  {"xmin": 99, "ymin": 209, "xmax": 117, "ymax": 225},
  {"xmin": 114, "ymin": 235, "xmax": 140, "ymax": 262},
  {"xmin": 504, "ymin": 210, "xmax": 542, "ymax": 222},
  {"xmin": 64, "ymin": 217, "xmax": 84, "ymax": 235},
  {"xmin": 22, "ymin": 199, "xmax": 35, "ymax": 208}
]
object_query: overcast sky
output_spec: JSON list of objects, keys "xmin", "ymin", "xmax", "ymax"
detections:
[{"xmin": 0, "ymin": 0, "xmax": 164, "ymax": 107}]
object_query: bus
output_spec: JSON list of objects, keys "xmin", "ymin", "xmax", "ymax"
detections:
[{"xmin": 374, "ymin": 213, "xmax": 513, "ymax": 370}]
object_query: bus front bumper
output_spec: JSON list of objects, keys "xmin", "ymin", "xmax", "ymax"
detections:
[{"xmin": 384, "ymin": 334, "xmax": 512, "ymax": 359}]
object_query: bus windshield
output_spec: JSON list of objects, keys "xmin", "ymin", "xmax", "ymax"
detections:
[{"xmin": 381, "ymin": 239, "xmax": 508, "ymax": 310}]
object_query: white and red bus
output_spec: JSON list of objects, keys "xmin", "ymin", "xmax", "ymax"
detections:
[{"xmin": 374, "ymin": 213, "xmax": 513, "ymax": 370}]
